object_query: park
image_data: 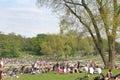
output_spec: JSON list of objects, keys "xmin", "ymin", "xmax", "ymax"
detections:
[{"xmin": 0, "ymin": 0, "xmax": 120, "ymax": 80}]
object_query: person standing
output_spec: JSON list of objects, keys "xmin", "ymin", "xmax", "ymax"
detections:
[
  {"xmin": 77, "ymin": 61, "xmax": 81, "ymax": 72},
  {"xmin": 0, "ymin": 58, "xmax": 4, "ymax": 80},
  {"xmin": 0, "ymin": 58, "xmax": 3, "ymax": 69}
]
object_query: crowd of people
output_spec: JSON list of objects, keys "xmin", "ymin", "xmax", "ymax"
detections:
[
  {"xmin": 0, "ymin": 57, "xmax": 119, "ymax": 80},
  {"xmin": 16, "ymin": 60, "xmax": 102, "ymax": 75}
]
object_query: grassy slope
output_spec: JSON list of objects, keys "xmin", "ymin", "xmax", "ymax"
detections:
[{"xmin": 5, "ymin": 69, "xmax": 120, "ymax": 80}]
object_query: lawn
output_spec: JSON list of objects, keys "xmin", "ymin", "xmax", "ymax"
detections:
[{"xmin": 5, "ymin": 69, "xmax": 120, "ymax": 80}]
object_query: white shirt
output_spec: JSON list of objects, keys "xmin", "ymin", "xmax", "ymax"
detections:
[
  {"xmin": 0, "ymin": 61, "xmax": 3, "ymax": 67},
  {"xmin": 96, "ymin": 68, "xmax": 102, "ymax": 74},
  {"xmin": 89, "ymin": 67, "xmax": 94, "ymax": 74},
  {"xmin": 84, "ymin": 66, "xmax": 88, "ymax": 72}
]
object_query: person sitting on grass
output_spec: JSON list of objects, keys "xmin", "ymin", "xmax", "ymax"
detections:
[
  {"xmin": 84, "ymin": 64, "xmax": 88, "ymax": 72},
  {"xmin": 58, "ymin": 66, "xmax": 63, "ymax": 74},
  {"xmin": 115, "ymin": 74, "xmax": 120, "ymax": 80},
  {"xmin": 105, "ymin": 69, "xmax": 112, "ymax": 80},
  {"xmin": 94, "ymin": 66, "xmax": 102, "ymax": 74},
  {"xmin": 89, "ymin": 65, "xmax": 94, "ymax": 74}
]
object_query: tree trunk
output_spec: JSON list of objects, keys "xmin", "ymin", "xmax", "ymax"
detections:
[
  {"xmin": 96, "ymin": 39, "xmax": 108, "ymax": 68},
  {"xmin": 62, "ymin": 0, "xmax": 117, "ymax": 69},
  {"xmin": 107, "ymin": 37, "xmax": 115, "ymax": 69},
  {"xmin": 98, "ymin": 47, "xmax": 115, "ymax": 69}
]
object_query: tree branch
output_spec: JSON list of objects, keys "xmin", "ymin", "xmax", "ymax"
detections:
[
  {"xmin": 63, "ymin": 0, "xmax": 82, "ymax": 6},
  {"xmin": 64, "ymin": 3, "xmax": 80, "ymax": 18},
  {"xmin": 112, "ymin": 0, "xmax": 119, "ymax": 41},
  {"xmin": 97, "ymin": 0, "xmax": 110, "ymax": 36},
  {"xmin": 82, "ymin": 0, "xmax": 101, "ymax": 40},
  {"xmin": 64, "ymin": 3, "xmax": 98, "ymax": 52},
  {"xmin": 82, "ymin": 0, "xmax": 108, "ymax": 63},
  {"xmin": 118, "ymin": 6, "xmax": 120, "ymax": 15}
]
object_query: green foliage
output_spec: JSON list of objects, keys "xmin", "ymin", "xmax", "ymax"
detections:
[
  {"xmin": 0, "ymin": 31, "xmax": 119, "ymax": 58},
  {"xmin": 41, "ymin": 42, "xmax": 52, "ymax": 55},
  {"xmin": 0, "ymin": 33, "xmax": 23, "ymax": 57},
  {"xmin": 26, "ymin": 38, "xmax": 41, "ymax": 55}
]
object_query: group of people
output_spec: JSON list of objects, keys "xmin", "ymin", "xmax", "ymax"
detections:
[
  {"xmin": 0, "ymin": 57, "xmax": 120, "ymax": 80},
  {"xmin": 0, "ymin": 58, "xmax": 19, "ymax": 80},
  {"xmin": 5, "ymin": 60, "xmax": 101, "ymax": 75},
  {"xmin": 94, "ymin": 69, "xmax": 120, "ymax": 80},
  {"xmin": 83, "ymin": 64, "xmax": 102, "ymax": 74},
  {"xmin": 54, "ymin": 61, "xmax": 103, "ymax": 74},
  {"xmin": 105, "ymin": 69, "xmax": 120, "ymax": 80}
]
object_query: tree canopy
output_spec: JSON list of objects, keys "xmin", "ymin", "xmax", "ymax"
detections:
[{"xmin": 37, "ymin": 0, "xmax": 120, "ymax": 69}]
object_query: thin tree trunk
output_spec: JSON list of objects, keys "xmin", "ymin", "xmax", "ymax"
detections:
[
  {"xmin": 108, "ymin": 37, "xmax": 115, "ymax": 69},
  {"xmin": 97, "ymin": 44, "xmax": 108, "ymax": 68}
]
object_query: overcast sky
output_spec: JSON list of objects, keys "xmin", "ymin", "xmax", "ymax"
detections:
[{"xmin": 0, "ymin": 0, "xmax": 59, "ymax": 37}]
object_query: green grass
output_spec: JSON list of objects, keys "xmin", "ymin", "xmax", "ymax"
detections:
[{"xmin": 5, "ymin": 69, "xmax": 120, "ymax": 80}]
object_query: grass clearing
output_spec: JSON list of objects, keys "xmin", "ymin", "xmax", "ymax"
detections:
[{"xmin": 5, "ymin": 69, "xmax": 120, "ymax": 80}]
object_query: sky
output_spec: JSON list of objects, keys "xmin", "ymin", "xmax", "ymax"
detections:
[{"xmin": 0, "ymin": 0, "xmax": 59, "ymax": 37}]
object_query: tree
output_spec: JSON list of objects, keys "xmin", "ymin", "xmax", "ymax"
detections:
[
  {"xmin": 37, "ymin": 0, "xmax": 120, "ymax": 69},
  {"xmin": 41, "ymin": 42, "xmax": 52, "ymax": 55},
  {"xmin": 0, "ymin": 32, "xmax": 24, "ymax": 57}
]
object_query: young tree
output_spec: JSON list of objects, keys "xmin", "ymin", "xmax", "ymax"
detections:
[{"xmin": 37, "ymin": 0, "xmax": 120, "ymax": 69}]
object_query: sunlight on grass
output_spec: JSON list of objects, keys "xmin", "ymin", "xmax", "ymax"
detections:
[{"xmin": 4, "ymin": 69, "xmax": 120, "ymax": 80}]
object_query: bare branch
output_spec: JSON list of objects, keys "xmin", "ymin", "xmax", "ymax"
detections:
[
  {"xmin": 63, "ymin": 0, "xmax": 82, "ymax": 6},
  {"xmin": 112, "ymin": 0, "xmax": 119, "ymax": 40},
  {"xmin": 82, "ymin": 0, "xmax": 101, "ymax": 39},
  {"xmin": 64, "ymin": 2, "xmax": 99, "ymax": 53},
  {"xmin": 118, "ymin": 6, "xmax": 120, "ymax": 15},
  {"xmin": 64, "ymin": 3, "xmax": 80, "ymax": 19},
  {"xmin": 97, "ymin": 0, "xmax": 110, "ymax": 36}
]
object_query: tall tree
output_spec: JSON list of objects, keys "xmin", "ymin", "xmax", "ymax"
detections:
[{"xmin": 37, "ymin": 0, "xmax": 120, "ymax": 69}]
